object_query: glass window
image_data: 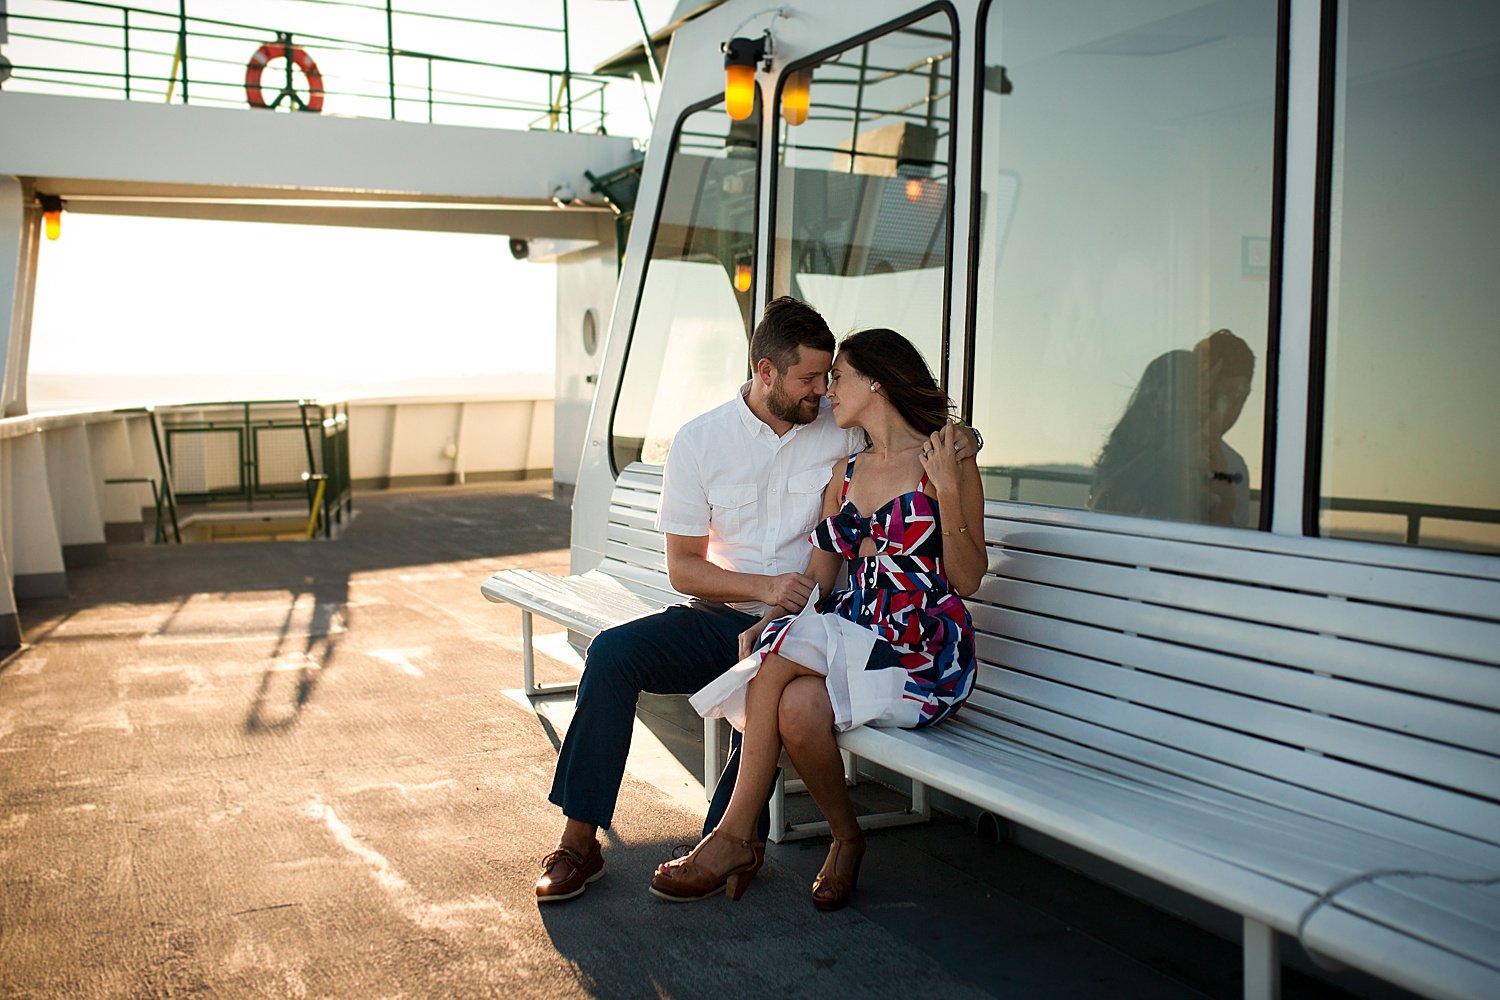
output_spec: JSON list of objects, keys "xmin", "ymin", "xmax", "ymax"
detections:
[
  {"xmin": 611, "ymin": 97, "xmax": 760, "ymax": 470},
  {"xmin": 771, "ymin": 11, "xmax": 954, "ymax": 370},
  {"xmin": 1318, "ymin": 2, "xmax": 1500, "ymax": 555},
  {"xmin": 971, "ymin": 2, "xmax": 1279, "ymax": 528}
]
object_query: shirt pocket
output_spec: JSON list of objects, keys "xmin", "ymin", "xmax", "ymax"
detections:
[
  {"xmin": 707, "ymin": 483, "xmax": 758, "ymax": 539},
  {"xmin": 788, "ymin": 464, "xmax": 835, "ymax": 532}
]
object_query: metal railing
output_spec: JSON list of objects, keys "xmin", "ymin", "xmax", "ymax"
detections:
[
  {"xmin": 160, "ymin": 399, "xmax": 351, "ymax": 540},
  {"xmin": 0, "ymin": 0, "xmax": 623, "ymax": 131},
  {"xmin": 980, "ymin": 465, "xmax": 1499, "ymax": 550}
]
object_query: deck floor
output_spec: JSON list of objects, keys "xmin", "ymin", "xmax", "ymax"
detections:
[{"xmin": 1, "ymin": 482, "xmax": 1356, "ymax": 998}]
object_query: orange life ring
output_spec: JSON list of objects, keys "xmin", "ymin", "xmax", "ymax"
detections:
[{"xmin": 245, "ymin": 38, "xmax": 325, "ymax": 113}]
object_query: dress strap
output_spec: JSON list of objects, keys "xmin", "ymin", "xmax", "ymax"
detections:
[
  {"xmin": 916, "ymin": 469, "xmax": 931, "ymax": 495},
  {"xmin": 839, "ymin": 453, "xmax": 859, "ymax": 502}
]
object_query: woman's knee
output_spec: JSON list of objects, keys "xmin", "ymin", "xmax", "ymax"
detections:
[{"xmin": 778, "ymin": 678, "xmax": 834, "ymax": 746}]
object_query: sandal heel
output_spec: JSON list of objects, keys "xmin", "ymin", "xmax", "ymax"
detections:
[{"xmin": 726, "ymin": 868, "xmax": 755, "ymax": 901}]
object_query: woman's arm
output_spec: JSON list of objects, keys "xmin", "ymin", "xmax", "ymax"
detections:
[{"xmin": 921, "ymin": 424, "xmax": 989, "ymax": 597}]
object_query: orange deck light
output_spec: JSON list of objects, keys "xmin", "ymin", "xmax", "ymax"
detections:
[
  {"xmin": 781, "ymin": 69, "xmax": 811, "ymax": 126},
  {"xmin": 734, "ymin": 256, "xmax": 753, "ymax": 293},
  {"xmin": 40, "ymin": 194, "xmax": 63, "ymax": 240},
  {"xmin": 723, "ymin": 35, "xmax": 767, "ymax": 122},
  {"xmin": 904, "ymin": 178, "xmax": 925, "ymax": 203}
]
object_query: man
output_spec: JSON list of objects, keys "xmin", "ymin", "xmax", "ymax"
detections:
[{"xmin": 536, "ymin": 297, "xmax": 974, "ymax": 902}]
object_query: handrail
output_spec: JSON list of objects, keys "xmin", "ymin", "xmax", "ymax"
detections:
[
  {"xmin": 0, "ymin": 0, "xmax": 623, "ymax": 131},
  {"xmin": 980, "ymin": 464, "xmax": 1499, "ymax": 548}
]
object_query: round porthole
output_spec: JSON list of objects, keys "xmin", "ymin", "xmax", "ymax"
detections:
[{"xmin": 582, "ymin": 308, "xmax": 599, "ymax": 356}]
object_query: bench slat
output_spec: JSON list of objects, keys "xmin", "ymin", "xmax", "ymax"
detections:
[
  {"xmin": 604, "ymin": 539, "xmax": 668, "ymax": 575},
  {"xmin": 1300, "ymin": 902, "xmax": 1500, "ymax": 1000},
  {"xmin": 969, "ymin": 682, "xmax": 1500, "ymax": 842},
  {"xmin": 973, "ymin": 633, "xmax": 1500, "ymax": 794},
  {"xmin": 989, "ymin": 520, "xmax": 1500, "ymax": 621},
  {"xmin": 593, "ymin": 558, "xmax": 681, "ymax": 606},
  {"xmin": 614, "ymin": 465, "xmax": 664, "ymax": 495},
  {"xmin": 938, "ymin": 712, "xmax": 1500, "ymax": 881},
  {"xmin": 607, "ymin": 522, "xmax": 668, "ymax": 554},
  {"xmin": 974, "ymin": 576, "xmax": 1500, "ymax": 709},
  {"xmin": 971, "ymin": 604, "xmax": 1500, "ymax": 753},
  {"xmin": 1341, "ymin": 878, "xmax": 1500, "ymax": 972},
  {"xmin": 986, "ymin": 549, "xmax": 1500, "ymax": 664},
  {"xmin": 950, "ymin": 699, "xmax": 1500, "ymax": 870},
  {"xmin": 608, "ymin": 503, "xmax": 660, "ymax": 530},
  {"xmin": 480, "ymin": 569, "xmax": 662, "ymax": 635}
]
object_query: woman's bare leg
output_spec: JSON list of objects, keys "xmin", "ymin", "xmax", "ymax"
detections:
[
  {"xmin": 689, "ymin": 653, "xmax": 815, "ymax": 872},
  {"xmin": 777, "ymin": 676, "xmax": 859, "ymax": 840}
]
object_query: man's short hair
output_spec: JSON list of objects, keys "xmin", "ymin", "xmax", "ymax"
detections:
[{"xmin": 748, "ymin": 296, "xmax": 835, "ymax": 373}]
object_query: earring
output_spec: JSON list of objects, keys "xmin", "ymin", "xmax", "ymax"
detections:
[{"xmin": 869, "ymin": 382, "xmax": 880, "ymax": 392}]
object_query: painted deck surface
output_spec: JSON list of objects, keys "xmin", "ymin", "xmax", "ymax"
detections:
[{"xmin": 1, "ymin": 482, "xmax": 1355, "ymax": 998}]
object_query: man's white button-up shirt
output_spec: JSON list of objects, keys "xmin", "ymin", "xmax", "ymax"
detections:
[{"xmin": 656, "ymin": 384, "xmax": 864, "ymax": 614}]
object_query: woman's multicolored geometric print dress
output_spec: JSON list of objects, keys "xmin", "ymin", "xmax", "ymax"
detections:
[{"xmin": 756, "ymin": 453, "xmax": 976, "ymax": 729}]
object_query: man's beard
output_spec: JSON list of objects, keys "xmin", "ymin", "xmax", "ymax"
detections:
[{"xmin": 768, "ymin": 378, "xmax": 820, "ymax": 425}]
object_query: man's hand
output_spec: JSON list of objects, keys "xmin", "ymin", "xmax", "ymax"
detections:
[
  {"xmin": 764, "ymin": 572, "xmax": 815, "ymax": 612},
  {"xmin": 738, "ymin": 621, "xmax": 765, "ymax": 660}
]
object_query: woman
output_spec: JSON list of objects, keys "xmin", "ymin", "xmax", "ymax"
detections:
[
  {"xmin": 1088, "ymin": 330, "xmax": 1255, "ymax": 526},
  {"xmin": 649, "ymin": 328, "xmax": 987, "ymax": 909}
]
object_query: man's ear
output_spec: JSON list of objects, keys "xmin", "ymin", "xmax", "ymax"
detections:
[{"xmin": 753, "ymin": 358, "xmax": 777, "ymax": 385}]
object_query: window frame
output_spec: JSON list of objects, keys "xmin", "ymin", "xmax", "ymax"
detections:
[
  {"xmin": 768, "ymin": 1, "xmax": 962, "ymax": 391},
  {"xmin": 606, "ymin": 89, "xmax": 763, "ymax": 476},
  {"xmin": 964, "ymin": 0, "xmax": 1293, "ymax": 533}
]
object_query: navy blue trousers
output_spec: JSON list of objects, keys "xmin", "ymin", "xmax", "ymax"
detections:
[{"xmin": 548, "ymin": 601, "xmax": 772, "ymax": 840}]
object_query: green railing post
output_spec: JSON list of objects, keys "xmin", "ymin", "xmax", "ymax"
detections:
[
  {"xmin": 148, "ymin": 409, "xmax": 182, "ymax": 543},
  {"xmin": 122, "ymin": 8, "xmax": 131, "ymax": 100},
  {"xmin": 385, "ymin": 0, "xmax": 396, "ymax": 120},
  {"xmin": 177, "ymin": 0, "xmax": 188, "ymax": 103},
  {"xmin": 562, "ymin": 0, "xmax": 572, "ymax": 131}
]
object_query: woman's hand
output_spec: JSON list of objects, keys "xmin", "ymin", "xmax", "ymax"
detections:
[{"xmin": 919, "ymin": 422, "xmax": 965, "ymax": 494}]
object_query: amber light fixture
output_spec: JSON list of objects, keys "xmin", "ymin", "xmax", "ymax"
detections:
[
  {"xmin": 39, "ymin": 194, "xmax": 64, "ymax": 240},
  {"xmin": 734, "ymin": 255, "xmax": 753, "ymax": 293},
  {"xmin": 781, "ymin": 68, "xmax": 811, "ymax": 126},
  {"xmin": 904, "ymin": 178, "xmax": 925, "ymax": 203},
  {"xmin": 723, "ymin": 35, "xmax": 767, "ymax": 121}
]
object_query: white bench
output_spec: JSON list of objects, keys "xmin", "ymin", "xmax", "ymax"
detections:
[{"xmin": 481, "ymin": 463, "xmax": 1500, "ymax": 1000}]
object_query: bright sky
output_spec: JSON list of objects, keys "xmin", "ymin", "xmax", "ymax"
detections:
[{"xmin": 16, "ymin": 0, "xmax": 678, "ymax": 409}]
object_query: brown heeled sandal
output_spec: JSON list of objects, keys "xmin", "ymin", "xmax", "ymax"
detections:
[
  {"xmin": 649, "ymin": 828, "xmax": 765, "ymax": 903},
  {"xmin": 811, "ymin": 834, "xmax": 866, "ymax": 911}
]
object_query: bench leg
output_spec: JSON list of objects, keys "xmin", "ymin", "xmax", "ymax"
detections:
[
  {"xmin": 1243, "ymin": 918, "xmax": 1280, "ymax": 1000},
  {"xmin": 770, "ymin": 772, "xmax": 787, "ymax": 843},
  {"xmin": 703, "ymin": 717, "xmax": 720, "ymax": 802},
  {"xmin": 521, "ymin": 611, "xmax": 536, "ymax": 695},
  {"xmin": 520, "ymin": 611, "xmax": 579, "ymax": 698}
]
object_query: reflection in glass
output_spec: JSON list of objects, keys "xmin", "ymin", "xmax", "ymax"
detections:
[
  {"xmin": 1319, "ymin": 2, "xmax": 1500, "ymax": 554},
  {"xmin": 971, "ymin": 1, "xmax": 1278, "ymax": 526},
  {"xmin": 771, "ymin": 12, "xmax": 953, "ymax": 369},
  {"xmin": 611, "ymin": 99, "xmax": 759, "ymax": 470},
  {"xmin": 1089, "ymin": 331, "xmax": 1256, "ymax": 526}
]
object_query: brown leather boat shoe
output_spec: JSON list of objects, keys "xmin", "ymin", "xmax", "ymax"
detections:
[{"xmin": 535, "ymin": 841, "xmax": 604, "ymax": 903}]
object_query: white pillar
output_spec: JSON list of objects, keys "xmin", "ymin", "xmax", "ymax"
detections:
[
  {"xmin": 43, "ymin": 423, "xmax": 106, "ymax": 565},
  {"xmin": 88, "ymin": 417, "xmax": 141, "ymax": 538},
  {"xmin": 1, "ymin": 174, "xmax": 40, "ymax": 417},
  {"xmin": 1, "ymin": 430, "xmax": 66, "ymax": 597},
  {"xmin": 0, "ymin": 440, "xmax": 20, "ymax": 649}
]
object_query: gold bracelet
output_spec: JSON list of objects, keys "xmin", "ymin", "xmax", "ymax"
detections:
[{"xmin": 942, "ymin": 524, "xmax": 970, "ymax": 537}]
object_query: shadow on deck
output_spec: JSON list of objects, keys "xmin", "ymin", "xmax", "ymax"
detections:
[{"xmin": 1, "ymin": 482, "xmax": 1351, "ymax": 998}]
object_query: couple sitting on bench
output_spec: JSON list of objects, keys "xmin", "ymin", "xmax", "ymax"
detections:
[{"xmin": 536, "ymin": 296, "xmax": 985, "ymax": 910}]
